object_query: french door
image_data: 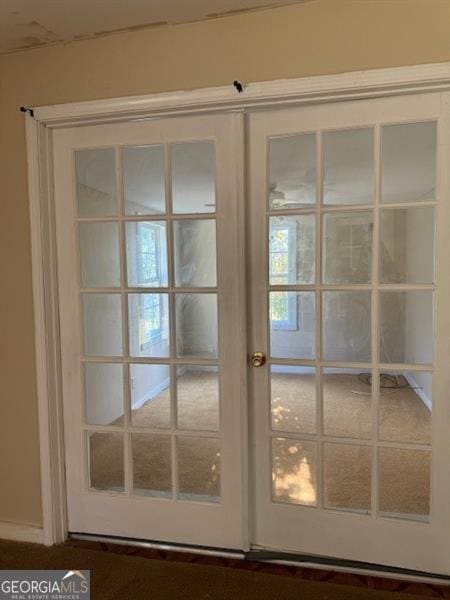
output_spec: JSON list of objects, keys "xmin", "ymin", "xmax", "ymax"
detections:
[
  {"xmin": 248, "ymin": 92, "xmax": 450, "ymax": 573},
  {"xmin": 53, "ymin": 113, "xmax": 247, "ymax": 549},
  {"xmin": 53, "ymin": 93, "xmax": 450, "ymax": 573}
]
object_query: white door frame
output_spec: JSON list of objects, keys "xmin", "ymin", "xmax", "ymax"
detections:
[{"xmin": 25, "ymin": 61, "xmax": 450, "ymax": 547}]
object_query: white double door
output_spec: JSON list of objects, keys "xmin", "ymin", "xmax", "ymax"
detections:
[{"xmin": 54, "ymin": 92, "xmax": 450, "ymax": 573}]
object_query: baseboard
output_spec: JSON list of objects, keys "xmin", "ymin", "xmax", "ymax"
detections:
[
  {"xmin": 0, "ymin": 520, "xmax": 44, "ymax": 544},
  {"xmin": 131, "ymin": 377, "xmax": 170, "ymax": 411},
  {"xmin": 404, "ymin": 373, "xmax": 432, "ymax": 411}
]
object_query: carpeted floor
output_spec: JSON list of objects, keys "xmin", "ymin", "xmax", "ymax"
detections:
[
  {"xmin": 0, "ymin": 539, "xmax": 434, "ymax": 600},
  {"xmin": 89, "ymin": 372, "xmax": 431, "ymax": 516},
  {"xmin": 270, "ymin": 373, "xmax": 431, "ymax": 516}
]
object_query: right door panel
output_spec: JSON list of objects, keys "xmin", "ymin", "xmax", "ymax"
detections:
[{"xmin": 248, "ymin": 92, "xmax": 450, "ymax": 574}]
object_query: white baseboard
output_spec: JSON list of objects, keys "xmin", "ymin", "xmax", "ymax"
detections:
[
  {"xmin": 0, "ymin": 521, "xmax": 44, "ymax": 544},
  {"xmin": 132, "ymin": 377, "xmax": 170, "ymax": 411},
  {"xmin": 404, "ymin": 373, "xmax": 432, "ymax": 411},
  {"xmin": 131, "ymin": 368, "xmax": 192, "ymax": 410}
]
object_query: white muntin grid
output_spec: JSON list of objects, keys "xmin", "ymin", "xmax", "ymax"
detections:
[
  {"xmin": 265, "ymin": 121, "xmax": 436, "ymax": 521},
  {"xmin": 76, "ymin": 141, "xmax": 222, "ymax": 502}
]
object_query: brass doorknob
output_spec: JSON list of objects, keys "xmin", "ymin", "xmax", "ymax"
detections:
[{"xmin": 251, "ymin": 351, "xmax": 266, "ymax": 367}]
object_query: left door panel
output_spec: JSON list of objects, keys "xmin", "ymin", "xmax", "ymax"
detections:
[{"xmin": 53, "ymin": 113, "xmax": 246, "ymax": 549}]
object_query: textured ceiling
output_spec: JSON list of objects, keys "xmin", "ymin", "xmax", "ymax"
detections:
[{"xmin": 0, "ymin": 0, "xmax": 304, "ymax": 54}]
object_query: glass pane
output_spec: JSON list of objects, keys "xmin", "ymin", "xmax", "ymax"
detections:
[
  {"xmin": 270, "ymin": 292, "xmax": 315, "ymax": 359},
  {"xmin": 324, "ymin": 443, "xmax": 371, "ymax": 512},
  {"xmin": 322, "ymin": 369, "xmax": 372, "ymax": 439},
  {"xmin": 79, "ymin": 222, "xmax": 120, "ymax": 288},
  {"xmin": 130, "ymin": 364, "xmax": 170, "ymax": 429},
  {"xmin": 128, "ymin": 293, "xmax": 169, "ymax": 358},
  {"xmin": 174, "ymin": 220, "xmax": 217, "ymax": 287},
  {"xmin": 380, "ymin": 207, "xmax": 435, "ymax": 284},
  {"xmin": 123, "ymin": 145, "xmax": 165, "ymax": 215},
  {"xmin": 271, "ymin": 366, "xmax": 316, "ymax": 434},
  {"xmin": 269, "ymin": 134, "xmax": 316, "ymax": 209},
  {"xmin": 269, "ymin": 215, "xmax": 315, "ymax": 285},
  {"xmin": 132, "ymin": 433, "xmax": 172, "ymax": 498},
  {"xmin": 323, "ymin": 128, "xmax": 374, "ymax": 205},
  {"xmin": 82, "ymin": 293, "xmax": 122, "ymax": 357},
  {"xmin": 323, "ymin": 292, "xmax": 371, "ymax": 362},
  {"xmin": 76, "ymin": 148, "xmax": 117, "ymax": 217},
  {"xmin": 379, "ymin": 371, "xmax": 431, "ymax": 444},
  {"xmin": 379, "ymin": 447, "xmax": 430, "ymax": 520},
  {"xmin": 323, "ymin": 211, "xmax": 373, "ymax": 284},
  {"xmin": 380, "ymin": 291, "xmax": 433, "ymax": 364},
  {"xmin": 175, "ymin": 294, "xmax": 218, "ymax": 358},
  {"xmin": 177, "ymin": 436, "xmax": 220, "ymax": 502},
  {"xmin": 88, "ymin": 431, "xmax": 124, "ymax": 492},
  {"xmin": 126, "ymin": 221, "xmax": 168, "ymax": 287},
  {"xmin": 84, "ymin": 363, "xmax": 123, "ymax": 426},
  {"xmin": 177, "ymin": 366, "xmax": 219, "ymax": 431},
  {"xmin": 172, "ymin": 141, "xmax": 215, "ymax": 214},
  {"xmin": 381, "ymin": 121, "xmax": 436, "ymax": 204},
  {"xmin": 271, "ymin": 438, "xmax": 317, "ymax": 506}
]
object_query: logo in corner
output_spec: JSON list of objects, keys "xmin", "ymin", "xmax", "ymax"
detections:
[{"xmin": 0, "ymin": 569, "xmax": 91, "ymax": 599}]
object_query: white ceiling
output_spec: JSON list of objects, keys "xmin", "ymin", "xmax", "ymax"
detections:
[{"xmin": 0, "ymin": 0, "xmax": 303, "ymax": 54}]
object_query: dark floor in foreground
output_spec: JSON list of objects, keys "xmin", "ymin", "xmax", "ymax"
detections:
[{"xmin": 0, "ymin": 538, "xmax": 442, "ymax": 600}]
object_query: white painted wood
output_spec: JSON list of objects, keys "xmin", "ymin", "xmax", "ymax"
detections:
[
  {"xmin": 233, "ymin": 113, "xmax": 250, "ymax": 551},
  {"xmin": 53, "ymin": 113, "xmax": 247, "ymax": 548},
  {"xmin": 248, "ymin": 92, "xmax": 450, "ymax": 574},
  {"xmin": 25, "ymin": 116, "xmax": 68, "ymax": 546},
  {"xmin": 33, "ymin": 62, "xmax": 450, "ymax": 127},
  {"xmin": 0, "ymin": 521, "xmax": 44, "ymax": 544}
]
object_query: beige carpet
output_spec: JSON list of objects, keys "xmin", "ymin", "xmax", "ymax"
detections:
[
  {"xmin": 90, "ymin": 372, "xmax": 431, "ymax": 517},
  {"xmin": 91, "ymin": 370, "xmax": 221, "ymax": 499},
  {"xmin": 271, "ymin": 373, "xmax": 430, "ymax": 443}
]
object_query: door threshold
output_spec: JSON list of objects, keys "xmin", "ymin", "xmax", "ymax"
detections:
[
  {"xmin": 69, "ymin": 533, "xmax": 450, "ymax": 586},
  {"xmin": 248, "ymin": 548, "xmax": 450, "ymax": 585},
  {"xmin": 69, "ymin": 532, "xmax": 245, "ymax": 560}
]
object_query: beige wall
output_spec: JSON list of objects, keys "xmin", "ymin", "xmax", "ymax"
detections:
[{"xmin": 1, "ymin": 0, "xmax": 450, "ymax": 528}]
